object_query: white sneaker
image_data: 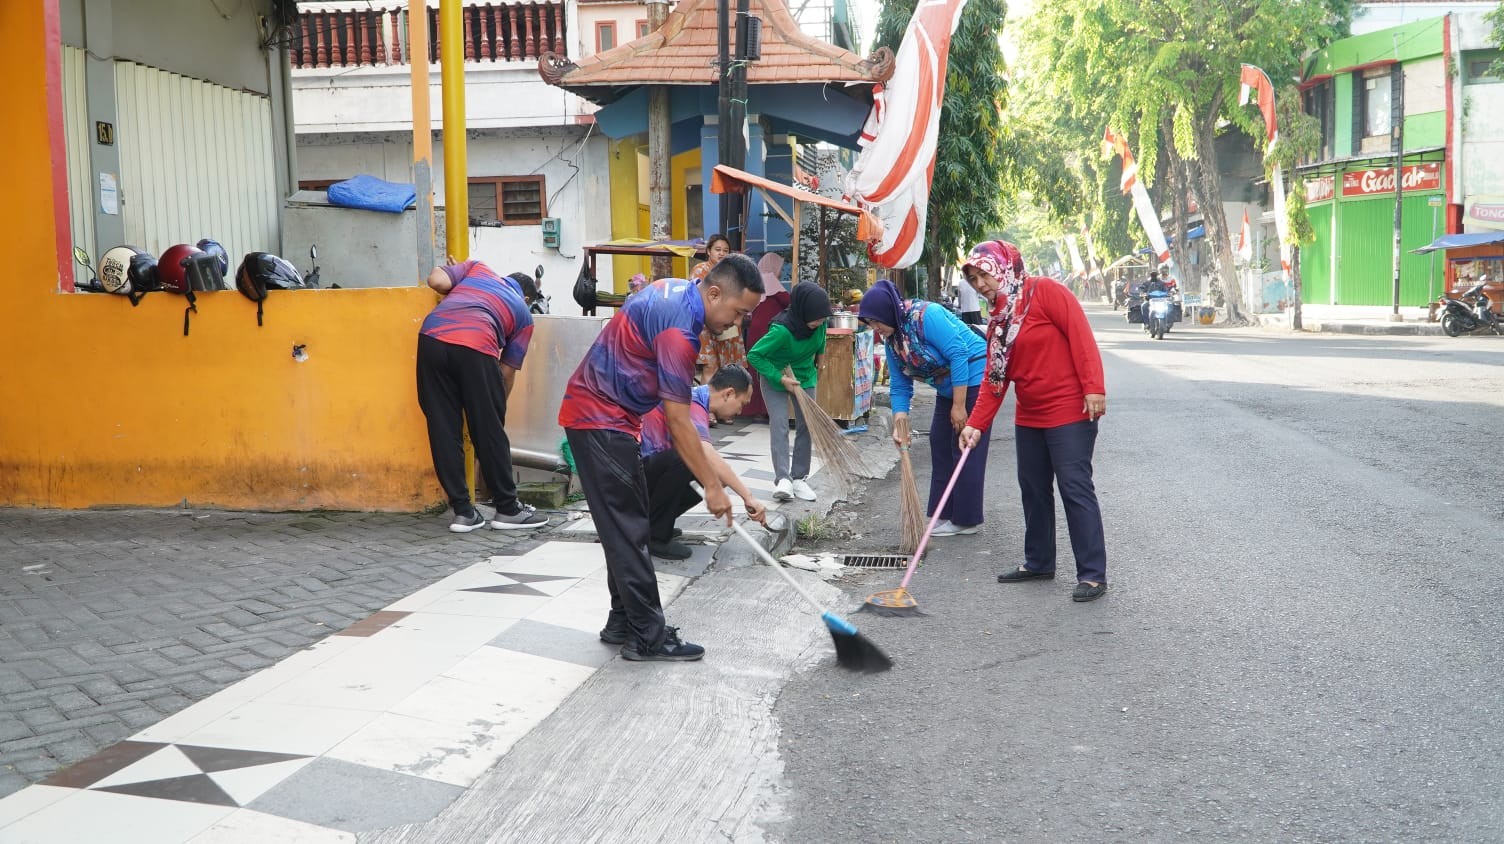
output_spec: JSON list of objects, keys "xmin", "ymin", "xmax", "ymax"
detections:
[
  {"xmin": 932, "ymin": 520, "xmax": 979, "ymax": 537},
  {"xmin": 790, "ymin": 479, "xmax": 817, "ymax": 501},
  {"xmin": 773, "ymin": 478, "xmax": 794, "ymax": 501}
]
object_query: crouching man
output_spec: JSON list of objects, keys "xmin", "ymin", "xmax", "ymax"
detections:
[{"xmin": 640, "ymin": 364, "xmax": 768, "ymax": 560}]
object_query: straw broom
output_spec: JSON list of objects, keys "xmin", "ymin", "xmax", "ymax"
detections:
[
  {"xmin": 784, "ymin": 368, "xmax": 880, "ymax": 490},
  {"xmin": 897, "ymin": 445, "xmax": 925, "ymax": 555}
]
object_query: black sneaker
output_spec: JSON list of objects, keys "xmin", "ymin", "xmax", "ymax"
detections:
[
  {"xmin": 620, "ymin": 627, "xmax": 705, "ymax": 662},
  {"xmin": 649, "ymin": 538, "xmax": 693, "ymax": 560},
  {"xmin": 599, "ymin": 614, "xmax": 628, "ymax": 645},
  {"xmin": 449, "ymin": 510, "xmax": 487, "ymax": 533},
  {"xmin": 671, "ymin": 528, "xmax": 684, "ymax": 539},
  {"xmin": 490, "ymin": 503, "xmax": 548, "ymax": 530}
]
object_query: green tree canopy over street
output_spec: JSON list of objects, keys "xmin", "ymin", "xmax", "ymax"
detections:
[{"xmin": 992, "ymin": 0, "xmax": 1354, "ymax": 322}]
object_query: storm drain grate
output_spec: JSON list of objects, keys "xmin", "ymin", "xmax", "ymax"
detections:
[{"xmin": 839, "ymin": 554, "xmax": 912, "ymax": 569}]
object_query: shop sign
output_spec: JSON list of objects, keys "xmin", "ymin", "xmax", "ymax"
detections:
[
  {"xmin": 1341, "ymin": 163, "xmax": 1441, "ymax": 198},
  {"xmin": 1464, "ymin": 195, "xmax": 1504, "ymax": 231},
  {"xmin": 1304, "ymin": 176, "xmax": 1335, "ymax": 203}
]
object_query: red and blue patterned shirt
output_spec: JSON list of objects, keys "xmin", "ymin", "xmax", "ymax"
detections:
[
  {"xmin": 640, "ymin": 385, "xmax": 712, "ymax": 458},
  {"xmin": 419, "ymin": 260, "xmax": 533, "ymax": 368},
  {"xmin": 558, "ymin": 278, "xmax": 704, "ymax": 436}
]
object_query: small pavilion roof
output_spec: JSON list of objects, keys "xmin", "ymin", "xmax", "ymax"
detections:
[{"xmin": 539, "ymin": 0, "xmax": 894, "ymax": 105}]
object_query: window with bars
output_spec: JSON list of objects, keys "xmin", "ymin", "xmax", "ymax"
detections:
[{"xmin": 468, "ymin": 176, "xmax": 547, "ymax": 225}]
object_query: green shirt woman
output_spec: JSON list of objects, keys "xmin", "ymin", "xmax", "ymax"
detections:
[{"xmin": 747, "ymin": 283, "xmax": 833, "ymax": 502}]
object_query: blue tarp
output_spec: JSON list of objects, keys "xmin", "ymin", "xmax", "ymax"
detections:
[
  {"xmin": 327, "ymin": 175, "xmax": 417, "ymax": 213},
  {"xmin": 1412, "ymin": 231, "xmax": 1504, "ymax": 254}
]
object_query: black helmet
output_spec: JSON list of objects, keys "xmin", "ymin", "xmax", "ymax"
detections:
[{"xmin": 236, "ymin": 252, "xmax": 306, "ymax": 326}]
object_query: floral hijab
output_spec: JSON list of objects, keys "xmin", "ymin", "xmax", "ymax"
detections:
[
  {"xmin": 961, "ymin": 240, "xmax": 1033, "ymax": 394},
  {"xmin": 859, "ymin": 280, "xmax": 949, "ymax": 382}
]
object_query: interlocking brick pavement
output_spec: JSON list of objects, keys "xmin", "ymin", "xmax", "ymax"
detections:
[{"xmin": 0, "ymin": 508, "xmax": 546, "ymax": 797}]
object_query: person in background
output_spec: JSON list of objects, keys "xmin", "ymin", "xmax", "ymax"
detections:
[
  {"xmin": 958, "ymin": 241, "xmax": 1109, "ymax": 603},
  {"xmin": 626, "ymin": 273, "xmax": 648, "ymax": 297},
  {"xmin": 639, "ymin": 365, "xmax": 767, "ymax": 560},
  {"xmin": 957, "ymin": 274, "xmax": 984, "ymax": 326},
  {"xmin": 691, "ymin": 234, "xmax": 748, "ymax": 380},
  {"xmin": 747, "ymin": 283, "xmax": 833, "ymax": 503},
  {"xmin": 418, "ymin": 259, "xmax": 549, "ymax": 533},
  {"xmin": 559, "ymin": 256, "xmax": 764, "ymax": 661},
  {"xmin": 743, "ymin": 253, "xmax": 790, "ymax": 421},
  {"xmin": 859, "ymin": 279, "xmax": 989, "ymax": 536}
]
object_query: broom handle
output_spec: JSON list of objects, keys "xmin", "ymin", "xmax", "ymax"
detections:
[
  {"xmin": 899, "ymin": 446, "xmax": 972, "ymax": 590},
  {"xmin": 690, "ymin": 483, "xmax": 830, "ymax": 613}
]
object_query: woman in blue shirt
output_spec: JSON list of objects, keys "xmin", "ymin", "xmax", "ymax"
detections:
[{"xmin": 859, "ymin": 280, "xmax": 990, "ymax": 536}]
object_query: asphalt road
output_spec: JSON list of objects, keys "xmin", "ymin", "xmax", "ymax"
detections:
[{"xmin": 767, "ymin": 308, "xmax": 1504, "ymax": 843}]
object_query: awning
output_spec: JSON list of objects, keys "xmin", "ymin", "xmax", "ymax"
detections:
[
  {"xmin": 586, "ymin": 237, "xmax": 706, "ymax": 259},
  {"xmin": 710, "ymin": 165, "xmax": 883, "ymax": 243},
  {"xmin": 1103, "ymin": 254, "xmax": 1149, "ymax": 274},
  {"xmin": 1412, "ymin": 231, "xmax": 1504, "ymax": 254},
  {"xmin": 1138, "ymin": 224, "xmax": 1205, "ymax": 254}
]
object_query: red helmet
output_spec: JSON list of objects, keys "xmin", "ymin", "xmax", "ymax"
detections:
[{"xmin": 158, "ymin": 244, "xmax": 204, "ymax": 294}]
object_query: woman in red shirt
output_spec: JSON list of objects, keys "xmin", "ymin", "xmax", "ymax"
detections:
[{"xmin": 958, "ymin": 241, "xmax": 1110, "ymax": 602}]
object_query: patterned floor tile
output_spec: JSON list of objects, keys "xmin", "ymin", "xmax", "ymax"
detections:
[
  {"xmin": 39, "ymin": 740, "xmax": 167, "ymax": 789},
  {"xmin": 206, "ymin": 758, "xmax": 314, "ymax": 807},
  {"xmin": 486, "ymin": 619, "xmax": 617, "ymax": 668},
  {"xmin": 0, "ymin": 789, "xmax": 234, "ymax": 844},
  {"xmin": 246, "ymin": 757, "xmax": 464, "ymax": 834},
  {"xmin": 91, "ymin": 746, "xmax": 201, "ymax": 790}
]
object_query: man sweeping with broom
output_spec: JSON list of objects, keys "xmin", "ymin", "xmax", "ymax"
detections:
[{"xmin": 560, "ymin": 257, "xmax": 763, "ymax": 662}]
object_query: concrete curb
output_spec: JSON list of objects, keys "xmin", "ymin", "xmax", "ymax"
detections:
[{"xmin": 1252, "ymin": 313, "xmax": 1446, "ymax": 336}]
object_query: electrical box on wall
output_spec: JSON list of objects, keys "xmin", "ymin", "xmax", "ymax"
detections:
[{"xmin": 541, "ymin": 217, "xmax": 561, "ymax": 249}]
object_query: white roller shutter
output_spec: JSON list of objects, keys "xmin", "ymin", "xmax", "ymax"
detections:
[{"xmin": 114, "ymin": 61, "xmax": 280, "ymax": 257}]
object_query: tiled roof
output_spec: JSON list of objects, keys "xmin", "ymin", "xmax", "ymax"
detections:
[{"xmin": 539, "ymin": 0, "xmax": 893, "ymax": 101}]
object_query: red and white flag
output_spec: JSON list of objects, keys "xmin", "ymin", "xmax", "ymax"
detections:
[
  {"xmin": 1102, "ymin": 128, "xmax": 1171, "ymax": 267},
  {"xmin": 846, "ymin": 0, "xmax": 971, "ymax": 268},
  {"xmin": 1240, "ymin": 64, "xmax": 1291, "ymax": 280},
  {"xmin": 1237, "ymin": 209, "xmax": 1253, "ymax": 262}
]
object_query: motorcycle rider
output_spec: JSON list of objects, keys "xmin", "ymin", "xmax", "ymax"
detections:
[{"xmin": 1139, "ymin": 271, "xmax": 1170, "ymax": 324}]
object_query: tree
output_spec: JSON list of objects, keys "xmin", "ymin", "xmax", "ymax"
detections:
[
  {"xmin": 1489, "ymin": 3, "xmax": 1504, "ymax": 75},
  {"xmin": 1006, "ymin": 0, "xmax": 1353, "ymax": 324},
  {"xmin": 871, "ymin": 0, "xmax": 1009, "ymax": 300}
]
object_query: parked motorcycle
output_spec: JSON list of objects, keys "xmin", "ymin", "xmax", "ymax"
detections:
[{"xmin": 1438, "ymin": 282, "xmax": 1501, "ymax": 337}]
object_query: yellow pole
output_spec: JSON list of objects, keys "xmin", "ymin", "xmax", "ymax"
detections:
[
  {"xmin": 440, "ymin": 0, "xmax": 468, "ymax": 263},
  {"xmin": 410, "ymin": 0, "xmax": 435, "ymax": 279},
  {"xmin": 437, "ymin": 0, "xmax": 477, "ymax": 501}
]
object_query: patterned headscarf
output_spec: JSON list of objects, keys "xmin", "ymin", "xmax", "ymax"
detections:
[
  {"xmin": 627, "ymin": 273, "xmax": 648, "ymax": 294},
  {"xmin": 961, "ymin": 240, "xmax": 1033, "ymax": 393}
]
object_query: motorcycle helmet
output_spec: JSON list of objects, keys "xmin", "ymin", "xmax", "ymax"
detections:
[
  {"xmin": 236, "ymin": 253, "xmax": 305, "ymax": 326},
  {"xmin": 98, "ymin": 246, "xmax": 147, "ymax": 295},
  {"xmin": 158, "ymin": 244, "xmax": 205, "ymax": 294},
  {"xmin": 196, "ymin": 239, "xmax": 230, "ymax": 276},
  {"xmin": 127, "ymin": 253, "xmax": 160, "ymax": 294}
]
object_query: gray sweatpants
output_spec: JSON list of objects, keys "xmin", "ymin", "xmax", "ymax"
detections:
[{"xmin": 759, "ymin": 374, "xmax": 815, "ymax": 482}]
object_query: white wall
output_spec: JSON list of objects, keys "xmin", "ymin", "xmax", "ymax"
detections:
[
  {"xmin": 296, "ymin": 128, "xmax": 613, "ymax": 290},
  {"xmin": 1352, "ymin": 1, "xmax": 1493, "ymax": 35},
  {"xmin": 294, "ymin": 63, "xmax": 587, "ymax": 133}
]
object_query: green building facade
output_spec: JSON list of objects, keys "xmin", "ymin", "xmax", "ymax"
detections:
[{"xmin": 1298, "ymin": 17, "xmax": 1449, "ymax": 307}]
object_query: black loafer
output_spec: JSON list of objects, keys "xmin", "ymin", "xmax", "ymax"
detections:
[
  {"xmin": 998, "ymin": 567, "xmax": 1055, "ymax": 582},
  {"xmin": 1072, "ymin": 582, "xmax": 1107, "ymax": 602},
  {"xmin": 650, "ymin": 539, "xmax": 693, "ymax": 560}
]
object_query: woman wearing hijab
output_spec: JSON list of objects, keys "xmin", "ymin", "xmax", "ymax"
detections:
[
  {"xmin": 743, "ymin": 253, "xmax": 791, "ymax": 419},
  {"xmin": 958, "ymin": 241, "xmax": 1110, "ymax": 603},
  {"xmin": 747, "ymin": 283, "xmax": 833, "ymax": 502},
  {"xmin": 692, "ymin": 234, "xmax": 748, "ymax": 379},
  {"xmin": 858, "ymin": 279, "xmax": 989, "ymax": 536}
]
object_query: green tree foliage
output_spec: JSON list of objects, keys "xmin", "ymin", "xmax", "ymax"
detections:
[
  {"xmin": 871, "ymin": 0, "xmax": 1008, "ymax": 299},
  {"xmin": 1003, "ymin": 0, "xmax": 1353, "ymax": 323},
  {"xmin": 1489, "ymin": 3, "xmax": 1504, "ymax": 75}
]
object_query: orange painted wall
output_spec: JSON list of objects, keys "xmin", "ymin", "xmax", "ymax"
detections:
[{"xmin": 0, "ymin": 0, "xmax": 443, "ymax": 511}]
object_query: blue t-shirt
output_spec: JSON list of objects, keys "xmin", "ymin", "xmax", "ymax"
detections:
[{"xmin": 886, "ymin": 301, "xmax": 987, "ymax": 414}]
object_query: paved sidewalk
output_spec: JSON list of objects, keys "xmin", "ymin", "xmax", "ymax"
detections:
[
  {"xmin": 0, "ymin": 410, "xmax": 894, "ymax": 839},
  {"xmin": 0, "ymin": 510, "xmax": 546, "ymax": 798}
]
